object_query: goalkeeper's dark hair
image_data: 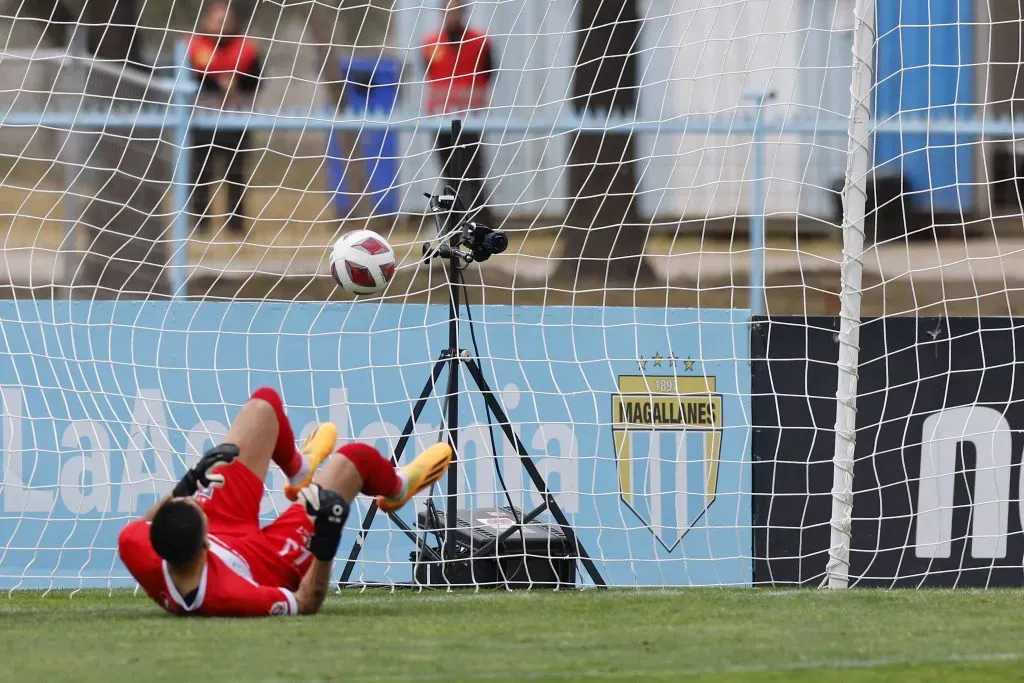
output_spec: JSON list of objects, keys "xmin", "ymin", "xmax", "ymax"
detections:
[{"xmin": 150, "ymin": 499, "xmax": 206, "ymax": 566}]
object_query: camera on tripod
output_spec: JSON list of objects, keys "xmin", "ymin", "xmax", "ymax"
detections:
[
  {"xmin": 421, "ymin": 189, "xmax": 508, "ymax": 264},
  {"xmin": 339, "ymin": 122, "xmax": 605, "ymax": 589}
]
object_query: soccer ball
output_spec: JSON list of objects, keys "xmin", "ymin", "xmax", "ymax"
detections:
[{"xmin": 329, "ymin": 230, "xmax": 396, "ymax": 295}]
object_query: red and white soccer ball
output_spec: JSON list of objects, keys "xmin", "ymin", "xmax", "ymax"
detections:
[{"xmin": 329, "ymin": 229, "xmax": 396, "ymax": 295}]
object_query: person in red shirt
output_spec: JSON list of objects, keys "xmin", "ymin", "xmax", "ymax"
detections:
[
  {"xmin": 422, "ymin": 0, "xmax": 497, "ymax": 228},
  {"xmin": 117, "ymin": 386, "xmax": 452, "ymax": 617},
  {"xmin": 187, "ymin": 0, "xmax": 263, "ymax": 235}
]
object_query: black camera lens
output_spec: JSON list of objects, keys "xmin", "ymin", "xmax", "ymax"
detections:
[{"xmin": 483, "ymin": 230, "xmax": 508, "ymax": 255}]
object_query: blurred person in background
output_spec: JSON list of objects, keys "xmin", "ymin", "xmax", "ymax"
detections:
[
  {"xmin": 422, "ymin": 0, "xmax": 497, "ymax": 227},
  {"xmin": 188, "ymin": 0, "xmax": 262, "ymax": 235}
]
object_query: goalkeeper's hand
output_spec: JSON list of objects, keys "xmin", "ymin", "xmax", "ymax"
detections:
[
  {"xmin": 297, "ymin": 484, "xmax": 350, "ymax": 562},
  {"xmin": 172, "ymin": 443, "xmax": 240, "ymax": 498}
]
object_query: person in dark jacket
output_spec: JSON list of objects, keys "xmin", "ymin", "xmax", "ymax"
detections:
[{"xmin": 188, "ymin": 0, "xmax": 262, "ymax": 234}]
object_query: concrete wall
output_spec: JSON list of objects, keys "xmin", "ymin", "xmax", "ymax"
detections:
[
  {"xmin": 639, "ymin": 0, "xmax": 852, "ymax": 221},
  {"xmin": 390, "ymin": 0, "xmax": 852, "ymax": 220}
]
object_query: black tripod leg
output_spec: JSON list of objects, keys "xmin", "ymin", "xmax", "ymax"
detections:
[
  {"xmin": 339, "ymin": 355, "xmax": 449, "ymax": 584},
  {"xmin": 463, "ymin": 359, "xmax": 607, "ymax": 587},
  {"xmin": 390, "ymin": 356, "xmax": 450, "ymax": 468}
]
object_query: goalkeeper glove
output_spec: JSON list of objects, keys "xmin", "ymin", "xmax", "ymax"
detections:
[
  {"xmin": 297, "ymin": 484, "xmax": 350, "ymax": 561},
  {"xmin": 173, "ymin": 443, "xmax": 240, "ymax": 498}
]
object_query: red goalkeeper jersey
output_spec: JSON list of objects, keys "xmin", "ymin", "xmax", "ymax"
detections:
[{"xmin": 118, "ymin": 520, "xmax": 298, "ymax": 617}]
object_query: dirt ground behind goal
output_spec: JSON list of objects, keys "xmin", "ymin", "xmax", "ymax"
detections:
[{"xmin": 1, "ymin": 182, "xmax": 1023, "ymax": 317}]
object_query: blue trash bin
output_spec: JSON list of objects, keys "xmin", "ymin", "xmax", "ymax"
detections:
[
  {"xmin": 327, "ymin": 56, "xmax": 401, "ymax": 217},
  {"xmin": 874, "ymin": 0, "xmax": 975, "ymax": 214}
]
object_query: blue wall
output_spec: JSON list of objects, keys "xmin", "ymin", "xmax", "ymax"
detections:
[
  {"xmin": 875, "ymin": 0, "xmax": 976, "ymax": 213},
  {"xmin": 0, "ymin": 301, "xmax": 752, "ymax": 588}
]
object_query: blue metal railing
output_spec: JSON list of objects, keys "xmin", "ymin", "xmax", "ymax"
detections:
[
  {"xmin": 4, "ymin": 47, "xmax": 1023, "ymax": 307},
  {"xmin": 17, "ymin": 107, "xmax": 1024, "ymax": 136}
]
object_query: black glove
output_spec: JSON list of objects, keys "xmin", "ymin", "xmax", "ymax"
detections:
[
  {"xmin": 173, "ymin": 443, "xmax": 240, "ymax": 498},
  {"xmin": 297, "ymin": 484, "xmax": 350, "ymax": 561}
]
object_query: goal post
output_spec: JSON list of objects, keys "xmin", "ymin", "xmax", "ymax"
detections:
[{"xmin": 827, "ymin": 0, "xmax": 875, "ymax": 590}]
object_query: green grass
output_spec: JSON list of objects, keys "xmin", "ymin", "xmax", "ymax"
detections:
[{"xmin": 2, "ymin": 589, "xmax": 1023, "ymax": 682}]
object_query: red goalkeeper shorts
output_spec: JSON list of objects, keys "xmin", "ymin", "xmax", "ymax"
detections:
[{"xmin": 194, "ymin": 459, "xmax": 315, "ymax": 591}]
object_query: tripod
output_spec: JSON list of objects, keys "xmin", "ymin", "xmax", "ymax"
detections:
[{"xmin": 338, "ymin": 120, "xmax": 605, "ymax": 588}]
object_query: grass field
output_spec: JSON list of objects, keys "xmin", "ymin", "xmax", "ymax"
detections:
[{"xmin": 2, "ymin": 589, "xmax": 1023, "ymax": 682}]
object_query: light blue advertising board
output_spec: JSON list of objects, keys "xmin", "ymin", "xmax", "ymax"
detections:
[{"xmin": 0, "ymin": 301, "xmax": 751, "ymax": 588}]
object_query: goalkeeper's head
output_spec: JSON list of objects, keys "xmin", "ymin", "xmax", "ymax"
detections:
[{"xmin": 150, "ymin": 498, "xmax": 208, "ymax": 567}]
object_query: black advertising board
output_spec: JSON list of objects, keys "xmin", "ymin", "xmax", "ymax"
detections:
[
  {"xmin": 751, "ymin": 317, "xmax": 838, "ymax": 586},
  {"xmin": 752, "ymin": 317, "xmax": 1024, "ymax": 587}
]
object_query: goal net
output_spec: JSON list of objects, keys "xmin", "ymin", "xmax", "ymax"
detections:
[{"xmin": 0, "ymin": 0, "xmax": 1003, "ymax": 591}]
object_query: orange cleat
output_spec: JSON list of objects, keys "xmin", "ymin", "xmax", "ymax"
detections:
[
  {"xmin": 376, "ymin": 443, "xmax": 453, "ymax": 513},
  {"xmin": 284, "ymin": 422, "xmax": 338, "ymax": 501}
]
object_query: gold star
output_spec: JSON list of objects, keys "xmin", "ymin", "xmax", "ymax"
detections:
[
  {"xmin": 668, "ymin": 353, "xmax": 679, "ymax": 367},
  {"xmin": 638, "ymin": 356, "xmax": 648, "ymax": 371},
  {"xmin": 684, "ymin": 357, "xmax": 696, "ymax": 372},
  {"xmin": 651, "ymin": 352, "xmax": 663, "ymax": 367}
]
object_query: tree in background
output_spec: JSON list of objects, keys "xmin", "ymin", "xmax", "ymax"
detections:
[{"xmin": 564, "ymin": 0, "xmax": 654, "ymax": 288}]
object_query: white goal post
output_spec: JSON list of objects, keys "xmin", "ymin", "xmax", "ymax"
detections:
[
  {"xmin": 0, "ymin": 0, "xmax": 1020, "ymax": 591},
  {"xmin": 826, "ymin": 0, "xmax": 874, "ymax": 590}
]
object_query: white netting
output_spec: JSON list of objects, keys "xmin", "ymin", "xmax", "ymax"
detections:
[
  {"xmin": 2, "ymin": 0, "xmax": 1006, "ymax": 591},
  {"xmin": 0, "ymin": 0, "xmax": 834, "ymax": 590}
]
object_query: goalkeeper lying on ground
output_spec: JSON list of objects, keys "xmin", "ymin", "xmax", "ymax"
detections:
[{"xmin": 117, "ymin": 387, "xmax": 452, "ymax": 616}]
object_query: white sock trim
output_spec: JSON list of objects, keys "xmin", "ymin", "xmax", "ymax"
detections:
[{"xmin": 395, "ymin": 471, "xmax": 411, "ymax": 499}]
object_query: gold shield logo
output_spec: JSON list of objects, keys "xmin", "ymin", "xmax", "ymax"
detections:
[{"xmin": 612, "ymin": 375, "xmax": 723, "ymax": 551}]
